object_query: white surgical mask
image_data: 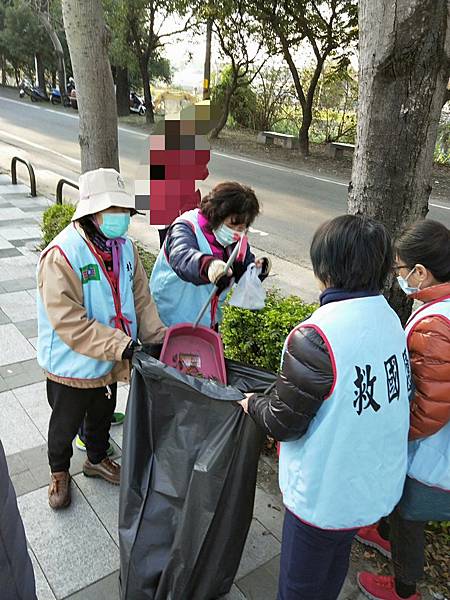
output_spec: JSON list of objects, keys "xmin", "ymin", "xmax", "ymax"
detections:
[
  {"xmin": 214, "ymin": 223, "xmax": 243, "ymax": 247},
  {"xmin": 397, "ymin": 267, "xmax": 419, "ymax": 295}
]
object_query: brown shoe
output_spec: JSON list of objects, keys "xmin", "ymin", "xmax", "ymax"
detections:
[
  {"xmin": 48, "ymin": 471, "xmax": 71, "ymax": 510},
  {"xmin": 83, "ymin": 457, "xmax": 120, "ymax": 485}
]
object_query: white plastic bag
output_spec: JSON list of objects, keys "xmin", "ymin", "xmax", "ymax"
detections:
[{"xmin": 229, "ymin": 263, "xmax": 266, "ymax": 310}]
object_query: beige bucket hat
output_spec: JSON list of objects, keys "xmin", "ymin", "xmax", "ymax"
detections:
[{"xmin": 72, "ymin": 168, "xmax": 137, "ymax": 221}]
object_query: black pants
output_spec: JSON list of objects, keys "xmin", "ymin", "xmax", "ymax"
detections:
[
  {"xmin": 47, "ymin": 379, "xmax": 117, "ymax": 472},
  {"xmin": 278, "ymin": 509, "xmax": 356, "ymax": 600},
  {"xmin": 380, "ymin": 510, "xmax": 426, "ymax": 585}
]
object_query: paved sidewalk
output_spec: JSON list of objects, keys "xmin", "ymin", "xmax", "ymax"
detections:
[{"xmin": 0, "ymin": 172, "xmax": 365, "ymax": 600}]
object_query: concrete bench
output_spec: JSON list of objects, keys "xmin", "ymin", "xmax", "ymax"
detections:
[
  {"xmin": 326, "ymin": 141, "xmax": 355, "ymax": 159},
  {"xmin": 257, "ymin": 131, "xmax": 299, "ymax": 150}
]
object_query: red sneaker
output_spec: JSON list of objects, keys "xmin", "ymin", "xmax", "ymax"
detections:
[
  {"xmin": 355, "ymin": 524, "xmax": 392, "ymax": 558},
  {"xmin": 357, "ymin": 572, "xmax": 420, "ymax": 600}
]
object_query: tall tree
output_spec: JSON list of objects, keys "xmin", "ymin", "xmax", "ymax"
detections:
[
  {"xmin": 0, "ymin": 1, "xmax": 9, "ymax": 86},
  {"xmin": 252, "ymin": 0, "xmax": 357, "ymax": 156},
  {"xmin": 25, "ymin": 0, "xmax": 69, "ymax": 97},
  {"xmin": 105, "ymin": 0, "xmax": 174, "ymax": 119},
  {"xmin": 203, "ymin": 17, "xmax": 213, "ymax": 99},
  {"xmin": 348, "ymin": 0, "xmax": 450, "ymax": 322},
  {"xmin": 0, "ymin": 0, "xmax": 52, "ymax": 82},
  {"xmin": 35, "ymin": 52, "xmax": 47, "ymax": 91},
  {"xmin": 122, "ymin": 0, "xmax": 190, "ymax": 124},
  {"xmin": 251, "ymin": 65, "xmax": 292, "ymax": 131},
  {"xmin": 115, "ymin": 66, "xmax": 130, "ymax": 117},
  {"xmin": 62, "ymin": 0, "xmax": 119, "ymax": 172},
  {"xmin": 209, "ymin": 0, "xmax": 267, "ymax": 139}
]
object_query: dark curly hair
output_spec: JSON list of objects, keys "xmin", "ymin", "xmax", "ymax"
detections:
[{"xmin": 200, "ymin": 181, "xmax": 260, "ymax": 230}]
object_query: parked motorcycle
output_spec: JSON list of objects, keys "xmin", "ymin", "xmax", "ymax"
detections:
[
  {"xmin": 18, "ymin": 79, "xmax": 31, "ymax": 99},
  {"xmin": 19, "ymin": 80, "xmax": 49, "ymax": 102},
  {"xmin": 50, "ymin": 88, "xmax": 71, "ymax": 107},
  {"xmin": 67, "ymin": 77, "xmax": 75, "ymax": 95},
  {"xmin": 69, "ymin": 89, "xmax": 78, "ymax": 110},
  {"xmin": 129, "ymin": 92, "xmax": 146, "ymax": 116}
]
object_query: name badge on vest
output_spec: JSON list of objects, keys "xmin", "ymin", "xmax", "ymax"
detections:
[{"xmin": 80, "ymin": 263, "xmax": 101, "ymax": 284}]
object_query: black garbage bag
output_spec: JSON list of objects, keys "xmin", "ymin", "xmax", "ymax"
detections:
[{"xmin": 119, "ymin": 352, "xmax": 276, "ymax": 600}]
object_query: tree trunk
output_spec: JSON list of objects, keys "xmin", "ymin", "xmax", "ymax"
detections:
[
  {"xmin": 203, "ymin": 18, "xmax": 213, "ymax": 100},
  {"xmin": 35, "ymin": 53, "xmax": 47, "ymax": 93},
  {"xmin": 115, "ymin": 66, "xmax": 129, "ymax": 117},
  {"xmin": 62, "ymin": 0, "xmax": 119, "ymax": 172},
  {"xmin": 210, "ymin": 75, "xmax": 238, "ymax": 139},
  {"xmin": 36, "ymin": 13, "xmax": 67, "ymax": 97},
  {"xmin": 348, "ymin": 0, "xmax": 450, "ymax": 323},
  {"xmin": 0, "ymin": 55, "xmax": 6, "ymax": 86},
  {"xmin": 140, "ymin": 61, "xmax": 154, "ymax": 124},
  {"xmin": 51, "ymin": 70, "xmax": 57, "ymax": 88},
  {"xmin": 298, "ymin": 102, "xmax": 313, "ymax": 156}
]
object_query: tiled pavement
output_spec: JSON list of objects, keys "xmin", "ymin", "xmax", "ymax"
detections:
[{"xmin": 0, "ymin": 172, "xmax": 365, "ymax": 600}]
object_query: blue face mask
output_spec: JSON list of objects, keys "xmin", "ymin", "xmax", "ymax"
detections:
[
  {"xmin": 397, "ymin": 267, "xmax": 419, "ymax": 295},
  {"xmin": 214, "ymin": 223, "xmax": 243, "ymax": 247},
  {"xmin": 99, "ymin": 213, "xmax": 130, "ymax": 239}
]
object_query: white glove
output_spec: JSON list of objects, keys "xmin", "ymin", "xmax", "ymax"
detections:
[{"xmin": 207, "ymin": 260, "xmax": 232, "ymax": 284}]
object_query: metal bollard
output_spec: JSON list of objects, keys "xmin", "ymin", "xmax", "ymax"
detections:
[{"xmin": 11, "ymin": 156, "xmax": 37, "ymax": 197}]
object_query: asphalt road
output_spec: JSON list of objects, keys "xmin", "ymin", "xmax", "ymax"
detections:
[{"xmin": 1, "ymin": 87, "xmax": 449, "ymax": 268}]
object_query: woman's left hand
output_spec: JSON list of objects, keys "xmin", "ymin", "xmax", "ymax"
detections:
[
  {"xmin": 255, "ymin": 257, "xmax": 271, "ymax": 277},
  {"xmin": 237, "ymin": 393, "xmax": 254, "ymax": 413}
]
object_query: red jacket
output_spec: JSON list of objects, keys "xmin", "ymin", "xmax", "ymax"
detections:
[{"xmin": 408, "ymin": 282, "xmax": 450, "ymax": 440}]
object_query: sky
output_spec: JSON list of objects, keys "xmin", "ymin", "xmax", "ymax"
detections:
[{"xmin": 164, "ymin": 27, "xmax": 222, "ymax": 91}]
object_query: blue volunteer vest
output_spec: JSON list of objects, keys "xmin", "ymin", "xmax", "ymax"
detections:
[
  {"xmin": 279, "ymin": 296, "xmax": 410, "ymax": 529},
  {"xmin": 405, "ymin": 298, "xmax": 450, "ymax": 491},
  {"xmin": 37, "ymin": 223, "xmax": 137, "ymax": 380},
  {"xmin": 150, "ymin": 209, "xmax": 229, "ymax": 327}
]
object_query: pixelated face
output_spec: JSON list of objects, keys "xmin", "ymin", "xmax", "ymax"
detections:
[{"xmin": 134, "ymin": 101, "xmax": 219, "ymax": 225}]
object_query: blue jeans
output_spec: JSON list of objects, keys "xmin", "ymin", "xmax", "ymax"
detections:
[{"xmin": 278, "ymin": 509, "xmax": 356, "ymax": 600}]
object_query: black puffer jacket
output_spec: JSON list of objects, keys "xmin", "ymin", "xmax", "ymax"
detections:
[
  {"xmin": 249, "ymin": 326, "xmax": 334, "ymax": 441},
  {"xmin": 248, "ymin": 290, "xmax": 380, "ymax": 441}
]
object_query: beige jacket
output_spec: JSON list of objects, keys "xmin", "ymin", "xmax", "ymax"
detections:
[{"xmin": 37, "ymin": 224, "xmax": 165, "ymax": 388}]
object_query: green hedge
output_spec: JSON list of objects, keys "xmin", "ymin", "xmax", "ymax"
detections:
[
  {"xmin": 41, "ymin": 203, "xmax": 76, "ymax": 248},
  {"xmin": 221, "ymin": 290, "xmax": 317, "ymax": 372},
  {"xmin": 135, "ymin": 242, "xmax": 157, "ymax": 277}
]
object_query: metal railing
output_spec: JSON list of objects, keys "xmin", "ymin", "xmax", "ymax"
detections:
[
  {"xmin": 56, "ymin": 178, "xmax": 79, "ymax": 205},
  {"xmin": 11, "ymin": 157, "xmax": 37, "ymax": 197}
]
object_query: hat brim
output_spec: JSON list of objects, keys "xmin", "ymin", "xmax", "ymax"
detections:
[{"xmin": 72, "ymin": 191, "xmax": 138, "ymax": 221}]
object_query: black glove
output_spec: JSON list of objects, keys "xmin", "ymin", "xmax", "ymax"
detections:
[
  {"xmin": 122, "ymin": 340, "xmax": 141, "ymax": 360},
  {"xmin": 258, "ymin": 257, "xmax": 271, "ymax": 281},
  {"xmin": 215, "ymin": 273, "xmax": 233, "ymax": 294},
  {"xmin": 140, "ymin": 343, "xmax": 164, "ymax": 359}
]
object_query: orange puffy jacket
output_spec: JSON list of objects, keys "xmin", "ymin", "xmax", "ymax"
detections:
[{"xmin": 408, "ymin": 282, "xmax": 450, "ymax": 440}]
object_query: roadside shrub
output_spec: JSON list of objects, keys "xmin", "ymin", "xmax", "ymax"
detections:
[
  {"xmin": 212, "ymin": 65, "xmax": 257, "ymax": 129},
  {"xmin": 434, "ymin": 121, "xmax": 450, "ymax": 165},
  {"xmin": 136, "ymin": 242, "xmax": 157, "ymax": 277},
  {"xmin": 221, "ymin": 289, "xmax": 317, "ymax": 372},
  {"xmin": 40, "ymin": 203, "xmax": 76, "ymax": 248}
]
